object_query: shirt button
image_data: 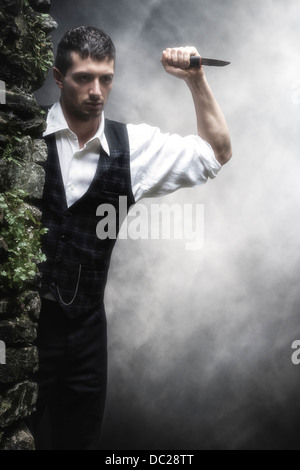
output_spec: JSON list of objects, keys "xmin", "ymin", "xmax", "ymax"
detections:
[{"xmin": 60, "ymin": 234, "xmax": 67, "ymax": 241}]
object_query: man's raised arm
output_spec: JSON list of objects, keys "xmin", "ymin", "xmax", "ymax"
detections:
[{"xmin": 161, "ymin": 46, "xmax": 232, "ymax": 165}]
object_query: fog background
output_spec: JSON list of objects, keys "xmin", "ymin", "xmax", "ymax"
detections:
[{"xmin": 35, "ymin": 0, "xmax": 300, "ymax": 449}]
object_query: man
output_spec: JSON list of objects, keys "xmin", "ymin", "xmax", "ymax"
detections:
[{"xmin": 31, "ymin": 26, "xmax": 232, "ymax": 450}]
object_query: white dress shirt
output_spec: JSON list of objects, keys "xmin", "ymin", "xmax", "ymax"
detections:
[{"xmin": 43, "ymin": 101, "xmax": 221, "ymax": 207}]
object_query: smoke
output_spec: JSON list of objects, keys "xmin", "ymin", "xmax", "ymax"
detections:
[{"xmin": 36, "ymin": 0, "xmax": 300, "ymax": 449}]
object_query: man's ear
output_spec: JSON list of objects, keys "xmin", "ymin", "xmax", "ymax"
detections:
[{"xmin": 53, "ymin": 67, "xmax": 64, "ymax": 89}]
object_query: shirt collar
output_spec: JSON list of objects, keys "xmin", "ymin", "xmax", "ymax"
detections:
[{"xmin": 43, "ymin": 101, "xmax": 110, "ymax": 156}]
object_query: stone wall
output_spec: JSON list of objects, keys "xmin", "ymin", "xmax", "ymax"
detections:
[{"xmin": 0, "ymin": 0, "xmax": 56, "ymax": 450}]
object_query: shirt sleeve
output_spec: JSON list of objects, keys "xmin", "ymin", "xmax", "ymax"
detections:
[{"xmin": 127, "ymin": 123, "xmax": 222, "ymax": 202}]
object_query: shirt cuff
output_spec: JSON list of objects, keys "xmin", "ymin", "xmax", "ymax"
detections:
[{"xmin": 195, "ymin": 137, "xmax": 222, "ymax": 179}]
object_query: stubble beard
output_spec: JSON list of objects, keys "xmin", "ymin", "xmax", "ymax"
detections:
[
  {"xmin": 73, "ymin": 106, "xmax": 102, "ymax": 123},
  {"xmin": 62, "ymin": 95, "xmax": 103, "ymax": 124}
]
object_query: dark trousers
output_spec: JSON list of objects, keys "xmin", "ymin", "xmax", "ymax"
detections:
[{"xmin": 30, "ymin": 298, "xmax": 107, "ymax": 450}]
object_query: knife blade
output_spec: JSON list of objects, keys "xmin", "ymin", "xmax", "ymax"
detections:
[{"xmin": 190, "ymin": 56, "xmax": 231, "ymax": 68}]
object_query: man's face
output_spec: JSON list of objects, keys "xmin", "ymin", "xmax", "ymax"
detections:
[{"xmin": 54, "ymin": 51, "xmax": 115, "ymax": 122}]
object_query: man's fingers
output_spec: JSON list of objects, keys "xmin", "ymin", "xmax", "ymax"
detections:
[
  {"xmin": 183, "ymin": 49, "xmax": 191, "ymax": 68},
  {"xmin": 162, "ymin": 47, "xmax": 199, "ymax": 69}
]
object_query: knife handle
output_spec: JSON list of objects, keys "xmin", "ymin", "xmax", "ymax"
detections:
[{"xmin": 189, "ymin": 56, "xmax": 201, "ymax": 68}]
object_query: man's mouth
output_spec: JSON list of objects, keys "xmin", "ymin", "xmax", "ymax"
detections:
[{"xmin": 85, "ymin": 101, "xmax": 104, "ymax": 109}]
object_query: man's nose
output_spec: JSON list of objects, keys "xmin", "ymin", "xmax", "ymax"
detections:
[{"xmin": 89, "ymin": 80, "xmax": 102, "ymax": 98}]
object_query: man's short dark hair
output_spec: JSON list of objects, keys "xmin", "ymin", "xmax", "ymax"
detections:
[{"xmin": 55, "ymin": 26, "xmax": 116, "ymax": 75}]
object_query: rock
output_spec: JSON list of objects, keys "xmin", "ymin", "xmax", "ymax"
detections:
[
  {"xmin": 0, "ymin": 161, "xmax": 11, "ymax": 192},
  {"xmin": 39, "ymin": 14, "xmax": 58, "ymax": 34},
  {"xmin": 14, "ymin": 136, "xmax": 34, "ymax": 162},
  {"xmin": 3, "ymin": 135, "xmax": 48, "ymax": 166},
  {"xmin": 28, "ymin": 0, "xmax": 51, "ymax": 13},
  {"xmin": 5, "ymin": 88, "xmax": 41, "ymax": 120},
  {"xmin": 0, "ymin": 347, "xmax": 39, "ymax": 384},
  {"xmin": 7, "ymin": 114, "xmax": 46, "ymax": 138},
  {"xmin": 0, "ymin": 313, "xmax": 37, "ymax": 346},
  {"xmin": 0, "ymin": 112, "xmax": 8, "ymax": 133},
  {"xmin": 0, "ymin": 1, "xmax": 56, "ymax": 92},
  {"xmin": 24, "ymin": 292, "xmax": 41, "ymax": 322},
  {"xmin": 7, "ymin": 161, "xmax": 45, "ymax": 199},
  {"xmin": 0, "ymin": 299, "xmax": 21, "ymax": 320},
  {"xmin": 0, "ymin": 111, "xmax": 45, "ymax": 138},
  {"xmin": 0, "ymin": 0, "xmax": 23, "ymax": 16},
  {"xmin": 0, "ymin": 300, "xmax": 10, "ymax": 318},
  {"xmin": 0, "ymin": 0, "xmax": 53, "ymax": 449},
  {"xmin": 32, "ymin": 139, "xmax": 48, "ymax": 163},
  {"xmin": 1, "ymin": 422, "xmax": 35, "ymax": 450},
  {"xmin": 0, "ymin": 292, "xmax": 40, "ymax": 321},
  {"xmin": 0, "ymin": 381, "xmax": 38, "ymax": 428},
  {"xmin": 0, "ymin": 134, "xmax": 9, "ymax": 148},
  {"xmin": 0, "ymin": 237, "xmax": 8, "ymax": 263}
]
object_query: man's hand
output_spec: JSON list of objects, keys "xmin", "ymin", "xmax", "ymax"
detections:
[
  {"xmin": 161, "ymin": 46, "xmax": 204, "ymax": 81},
  {"xmin": 161, "ymin": 46, "xmax": 232, "ymax": 165}
]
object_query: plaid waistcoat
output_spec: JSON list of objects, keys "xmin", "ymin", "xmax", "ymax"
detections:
[{"xmin": 39, "ymin": 118, "xmax": 135, "ymax": 318}]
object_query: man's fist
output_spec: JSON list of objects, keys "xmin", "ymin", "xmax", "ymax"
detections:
[{"xmin": 161, "ymin": 46, "xmax": 204, "ymax": 80}]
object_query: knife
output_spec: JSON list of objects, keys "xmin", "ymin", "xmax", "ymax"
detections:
[{"xmin": 190, "ymin": 56, "xmax": 230, "ymax": 68}]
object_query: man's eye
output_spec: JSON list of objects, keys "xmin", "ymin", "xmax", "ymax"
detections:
[
  {"xmin": 102, "ymin": 76, "xmax": 113, "ymax": 84},
  {"xmin": 77, "ymin": 75, "xmax": 90, "ymax": 82}
]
